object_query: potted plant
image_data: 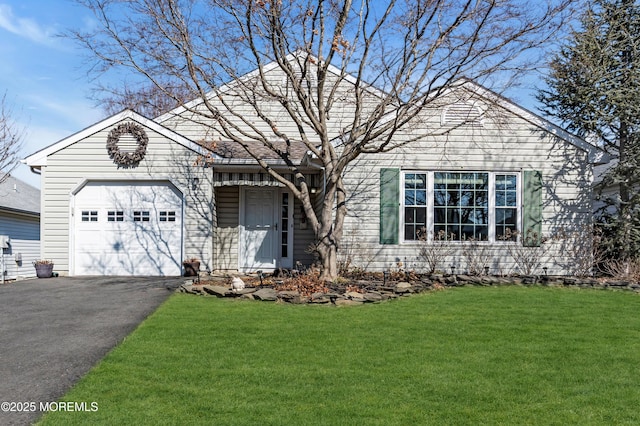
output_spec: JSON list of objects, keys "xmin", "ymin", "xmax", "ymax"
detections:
[
  {"xmin": 33, "ymin": 259, "xmax": 54, "ymax": 278},
  {"xmin": 182, "ymin": 258, "xmax": 200, "ymax": 277}
]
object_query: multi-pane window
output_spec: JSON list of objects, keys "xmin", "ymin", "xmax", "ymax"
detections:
[
  {"xmin": 495, "ymin": 174, "xmax": 518, "ymax": 240},
  {"xmin": 404, "ymin": 173, "xmax": 427, "ymax": 240},
  {"xmin": 434, "ymin": 172, "xmax": 488, "ymax": 241},
  {"xmin": 107, "ymin": 211, "xmax": 124, "ymax": 222},
  {"xmin": 81, "ymin": 211, "xmax": 98, "ymax": 222},
  {"xmin": 401, "ymin": 171, "xmax": 519, "ymax": 242},
  {"xmin": 133, "ymin": 211, "xmax": 150, "ymax": 222},
  {"xmin": 159, "ymin": 211, "xmax": 176, "ymax": 222},
  {"xmin": 281, "ymin": 193, "xmax": 289, "ymax": 258}
]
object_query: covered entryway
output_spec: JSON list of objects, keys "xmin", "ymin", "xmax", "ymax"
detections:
[
  {"xmin": 71, "ymin": 181, "xmax": 183, "ymax": 276},
  {"xmin": 239, "ymin": 187, "xmax": 293, "ymax": 272}
]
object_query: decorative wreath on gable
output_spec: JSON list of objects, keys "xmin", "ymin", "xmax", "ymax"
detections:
[{"xmin": 106, "ymin": 122, "xmax": 149, "ymax": 166}]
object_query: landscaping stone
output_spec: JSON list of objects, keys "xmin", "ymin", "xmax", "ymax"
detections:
[
  {"xmin": 310, "ymin": 292, "xmax": 332, "ymax": 304},
  {"xmin": 395, "ymin": 282, "xmax": 412, "ymax": 293},
  {"xmin": 183, "ymin": 272, "xmax": 640, "ymax": 306},
  {"xmin": 364, "ymin": 292, "xmax": 383, "ymax": 302},
  {"xmin": 203, "ymin": 285, "xmax": 234, "ymax": 297},
  {"xmin": 608, "ymin": 280, "xmax": 630, "ymax": 288},
  {"xmin": 180, "ymin": 284, "xmax": 196, "ymax": 294},
  {"xmin": 232, "ymin": 287, "xmax": 258, "ymax": 295},
  {"xmin": 278, "ymin": 291, "xmax": 308, "ymax": 304},
  {"xmin": 345, "ymin": 291, "xmax": 366, "ymax": 301},
  {"xmin": 253, "ymin": 288, "xmax": 278, "ymax": 301},
  {"xmin": 444, "ymin": 276, "xmax": 457, "ymax": 285}
]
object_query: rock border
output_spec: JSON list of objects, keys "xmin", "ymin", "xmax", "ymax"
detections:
[{"xmin": 178, "ymin": 274, "xmax": 640, "ymax": 305}]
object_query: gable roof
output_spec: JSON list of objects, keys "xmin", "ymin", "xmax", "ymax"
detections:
[
  {"xmin": 23, "ymin": 109, "xmax": 221, "ymax": 168},
  {"xmin": 0, "ymin": 175, "xmax": 40, "ymax": 216},
  {"xmin": 156, "ymin": 52, "xmax": 385, "ymax": 125},
  {"xmin": 155, "ymin": 53, "xmax": 386, "ymax": 163}
]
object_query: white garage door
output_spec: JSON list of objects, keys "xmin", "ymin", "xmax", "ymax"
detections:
[{"xmin": 73, "ymin": 181, "xmax": 183, "ymax": 276}]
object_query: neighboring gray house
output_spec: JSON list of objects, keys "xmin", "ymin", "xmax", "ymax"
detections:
[
  {"xmin": 0, "ymin": 175, "xmax": 40, "ymax": 280},
  {"xmin": 24, "ymin": 60, "xmax": 606, "ymax": 277}
]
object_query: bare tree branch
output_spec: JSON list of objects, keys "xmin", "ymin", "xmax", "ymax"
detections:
[{"xmin": 0, "ymin": 93, "xmax": 24, "ymax": 183}]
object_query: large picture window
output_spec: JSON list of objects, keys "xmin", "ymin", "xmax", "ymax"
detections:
[
  {"xmin": 402, "ymin": 171, "xmax": 520, "ymax": 242},
  {"xmin": 434, "ymin": 172, "xmax": 488, "ymax": 240}
]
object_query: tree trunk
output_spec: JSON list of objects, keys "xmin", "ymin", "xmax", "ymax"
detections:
[
  {"xmin": 618, "ymin": 122, "xmax": 632, "ymax": 262},
  {"xmin": 317, "ymin": 239, "xmax": 338, "ymax": 282}
]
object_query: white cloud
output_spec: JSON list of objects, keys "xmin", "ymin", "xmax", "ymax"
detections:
[{"xmin": 0, "ymin": 4, "xmax": 56, "ymax": 45}]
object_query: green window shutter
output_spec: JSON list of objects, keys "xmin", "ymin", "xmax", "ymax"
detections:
[
  {"xmin": 522, "ymin": 170, "xmax": 543, "ymax": 247},
  {"xmin": 380, "ymin": 168, "xmax": 400, "ymax": 245}
]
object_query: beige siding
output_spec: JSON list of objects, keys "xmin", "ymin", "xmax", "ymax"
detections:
[
  {"xmin": 160, "ymin": 64, "xmax": 379, "ymax": 147},
  {"xmin": 40, "ymin": 122, "xmax": 213, "ymax": 275},
  {"xmin": 341, "ymin": 103, "xmax": 595, "ymax": 276},
  {"xmin": 213, "ymin": 186, "xmax": 239, "ymax": 271}
]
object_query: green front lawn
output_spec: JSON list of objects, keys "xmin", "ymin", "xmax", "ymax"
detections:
[{"xmin": 40, "ymin": 286, "xmax": 640, "ymax": 425}]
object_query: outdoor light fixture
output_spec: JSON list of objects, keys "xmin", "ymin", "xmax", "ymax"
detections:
[
  {"xmin": 543, "ymin": 267, "xmax": 548, "ymax": 276},
  {"xmin": 450, "ymin": 265, "xmax": 456, "ymax": 275},
  {"xmin": 191, "ymin": 177, "xmax": 200, "ymax": 190}
]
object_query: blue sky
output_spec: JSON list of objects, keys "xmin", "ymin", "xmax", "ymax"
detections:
[
  {"xmin": 1, "ymin": 1, "xmax": 550, "ymax": 189},
  {"xmin": 0, "ymin": 0, "xmax": 104, "ymax": 187}
]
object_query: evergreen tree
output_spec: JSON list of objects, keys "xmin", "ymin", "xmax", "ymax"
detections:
[{"xmin": 538, "ymin": 0, "xmax": 640, "ymax": 261}]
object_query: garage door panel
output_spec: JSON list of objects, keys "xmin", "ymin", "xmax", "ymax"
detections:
[{"xmin": 73, "ymin": 182, "xmax": 183, "ymax": 276}]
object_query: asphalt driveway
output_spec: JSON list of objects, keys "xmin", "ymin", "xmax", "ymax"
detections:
[{"xmin": 0, "ymin": 276, "xmax": 183, "ymax": 425}]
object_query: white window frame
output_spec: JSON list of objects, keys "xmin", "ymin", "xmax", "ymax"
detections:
[{"xmin": 401, "ymin": 171, "xmax": 521, "ymax": 243}]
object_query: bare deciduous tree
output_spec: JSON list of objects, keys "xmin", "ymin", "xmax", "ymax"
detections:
[
  {"xmin": 0, "ymin": 93, "xmax": 23, "ymax": 183},
  {"xmin": 72, "ymin": 0, "xmax": 572, "ymax": 280},
  {"xmin": 96, "ymin": 81, "xmax": 193, "ymax": 118}
]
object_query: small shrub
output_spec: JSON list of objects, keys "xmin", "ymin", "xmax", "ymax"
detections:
[
  {"xmin": 461, "ymin": 236, "xmax": 492, "ymax": 275},
  {"xmin": 501, "ymin": 229, "xmax": 549, "ymax": 275},
  {"xmin": 417, "ymin": 229, "xmax": 455, "ymax": 274},
  {"xmin": 600, "ymin": 258, "xmax": 640, "ymax": 281}
]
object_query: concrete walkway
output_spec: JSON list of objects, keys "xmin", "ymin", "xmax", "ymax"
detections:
[{"xmin": 0, "ymin": 276, "xmax": 183, "ymax": 425}]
